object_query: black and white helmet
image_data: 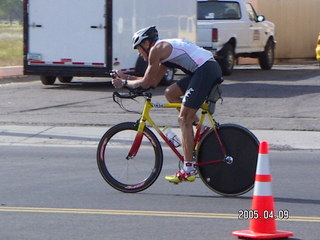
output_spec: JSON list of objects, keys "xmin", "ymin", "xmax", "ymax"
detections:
[{"xmin": 132, "ymin": 26, "xmax": 159, "ymax": 49}]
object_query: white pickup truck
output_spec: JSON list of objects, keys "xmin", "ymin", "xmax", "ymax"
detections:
[{"xmin": 197, "ymin": 0, "xmax": 276, "ymax": 75}]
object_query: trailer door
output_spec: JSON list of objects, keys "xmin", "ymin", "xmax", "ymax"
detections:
[{"xmin": 27, "ymin": 0, "xmax": 106, "ymax": 67}]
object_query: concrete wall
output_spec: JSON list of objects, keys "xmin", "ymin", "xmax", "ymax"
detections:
[{"xmin": 253, "ymin": 0, "xmax": 319, "ymax": 59}]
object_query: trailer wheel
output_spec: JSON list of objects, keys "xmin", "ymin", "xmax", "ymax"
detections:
[
  {"xmin": 58, "ymin": 76, "xmax": 73, "ymax": 83},
  {"xmin": 40, "ymin": 76, "xmax": 56, "ymax": 85}
]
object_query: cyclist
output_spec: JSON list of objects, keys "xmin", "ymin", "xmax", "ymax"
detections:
[{"xmin": 112, "ymin": 26, "xmax": 222, "ymax": 183}]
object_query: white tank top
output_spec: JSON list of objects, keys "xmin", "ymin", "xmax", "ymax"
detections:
[{"xmin": 157, "ymin": 39, "xmax": 213, "ymax": 74}]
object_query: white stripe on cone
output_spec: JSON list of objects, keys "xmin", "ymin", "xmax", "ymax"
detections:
[
  {"xmin": 255, "ymin": 153, "xmax": 271, "ymax": 175},
  {"xmin": 253, "ymin": 181, "xmax": 272, "ymax": 196}
]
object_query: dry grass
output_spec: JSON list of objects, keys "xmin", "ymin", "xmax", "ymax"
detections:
[{"xmin": 0, "ymin": 22, "xmax": 23, "ymax": 66}]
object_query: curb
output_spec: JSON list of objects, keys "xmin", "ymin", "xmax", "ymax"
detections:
[
  {"xmin": 0, "ymin": 66, "xmax": 23, "ymax": 78},
  {"xmin": 0, "ymin": 125, "xmax": 319, "ymax": 150}
]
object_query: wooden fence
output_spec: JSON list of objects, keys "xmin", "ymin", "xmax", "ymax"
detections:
[{"xmin": 253, "ymin": 0, "xmax": 319, "ymax": 59}]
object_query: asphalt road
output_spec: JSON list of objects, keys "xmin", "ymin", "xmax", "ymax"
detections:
[
  {"xmin": 0, "ymin": 62, "xmax": 319, "ymax": 132},
  {"xmin": 0, "ymin": 145, "xmax": 319, "ymax": 240}
]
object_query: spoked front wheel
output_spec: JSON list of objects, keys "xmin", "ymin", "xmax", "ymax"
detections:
[
  {"xmin": 97, "ymin": 122, "xmax": 163, "ymax": 193},
  {"xmin": 196, "ymin": 124, "xmax": 259, "ymax": 196}
]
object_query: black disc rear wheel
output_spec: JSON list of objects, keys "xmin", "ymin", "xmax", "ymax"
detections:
[{"xmin": 197, "ymin": 124, "xmax": 259, "ymax": 196}]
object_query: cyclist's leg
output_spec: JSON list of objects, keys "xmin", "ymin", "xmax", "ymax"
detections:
[
  {"xmin": 165, "ymin": 62, "xmax": 221, "ymax": 184},
  {"xmin": 178, "ymin": 61, "xmax": 221, "ymax": 137},
  {"xmin": 178, "ymin": 105, "xmax": 198, "ymax": 162},
  {"xmin": 164, "ymin": 76, "xmax": 198, "ymax": 183},
  {"xmin": 165, "ymin": 76, "xmax": 200, "ymax": 123},
  {"xmin": 165, "ymin": 76, "xmax": 202, "ymax": 157},
  {"xmin": 182, "ymin": 61, "xmax": 222, "ymax": 108},
  {"xmin": 165, "ymin": 63, "xmax": 216, "ymax": 183},
  {"xmin": 164, "ymin": 75, "xmax": 190, "ymax": 103},
  {"xmin": 180, "ymin": 61, "xmax": 221, "ymax": 167}
]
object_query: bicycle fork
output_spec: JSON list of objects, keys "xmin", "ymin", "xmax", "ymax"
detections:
[
  {"xmin": 126, "ymin": 132, "xmax": 144, "ymax": 160},
  {"xmin": 126, "ymin": 120, "xmax": 146, "ymax": 160}
]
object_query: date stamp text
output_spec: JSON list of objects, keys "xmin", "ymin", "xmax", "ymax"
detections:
[{"xmin": 238, "ymin": 209, "xmax": 290, "ymax": 220}]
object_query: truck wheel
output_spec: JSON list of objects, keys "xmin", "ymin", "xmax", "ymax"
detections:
[
  {"xmin": 259, "ymin": 39, "xmax": 275, "ymax": 70},
  {"xmin": 40, "ymin": 76, "xmax": 56, "ymax": 85},
  {"xmin": 58, "ymin": 76, "xmax": 73, "ymax": 83},
  {"xmin": 160, "ymin": 68, "xmax": 176, "ymax": 86},
  {"xmin": 218, "ymin": 43, "xmax": 235, "ymax": 76}
]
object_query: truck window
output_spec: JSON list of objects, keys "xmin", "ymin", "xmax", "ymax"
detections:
[
  {"xmin": 197, "ymin": 1, "xmax": 241, "ymax": 20},
  {"xmin": 245, "ymin": 3, "xmax": 258, "ymax": 21}
]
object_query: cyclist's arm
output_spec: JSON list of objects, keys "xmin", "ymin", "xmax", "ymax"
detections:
[
  {"xmin": 111, "ymin": 70, "xmax": 144, "ymax": 89},
  {"xmin": 126, "ymin": 42, "xmax": 171, "ymax": 89},
  {"xmin": 114, "ymin": 70, "xmax": 142, "ymax": 81},
  {"xmin": 113, "ymin": 42, "xmax": 171, "ymax": 89}
]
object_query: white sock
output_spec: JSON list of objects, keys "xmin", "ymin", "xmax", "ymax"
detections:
[{"xmin": 183, "ymin": 162, "xmax": 195, "ymax": 173}]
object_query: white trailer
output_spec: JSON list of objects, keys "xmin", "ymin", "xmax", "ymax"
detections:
[{"xmin": 23, "ymin": 0, "xmax": 196, "ymax": 85}]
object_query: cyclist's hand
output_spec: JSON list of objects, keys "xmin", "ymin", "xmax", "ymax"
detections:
[
  {"xmin": 113, "ymin": 69, "xmax": 126, "ymax": 79},
  {"xmin": 112, "ymin": 77, "xmax": 125, "ymax": 89}
]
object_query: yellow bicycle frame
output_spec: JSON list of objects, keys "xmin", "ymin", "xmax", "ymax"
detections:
[{"xmin": 127, "ymin": 97, "xmax": 219, "ymax": 162}]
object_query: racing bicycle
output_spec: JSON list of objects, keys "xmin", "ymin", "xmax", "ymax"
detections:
[{"xmin": 97, "ymin": 83, "xmax": 259, "ymax": 196}]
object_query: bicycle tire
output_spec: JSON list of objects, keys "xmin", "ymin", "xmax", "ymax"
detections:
[
  {"xmin": 97, "ymin": 122, "xmax": 163, "ymax": 193},
  {"xmin": 197, "ymin": 124, "xmax": 259, "ymax": 196}
]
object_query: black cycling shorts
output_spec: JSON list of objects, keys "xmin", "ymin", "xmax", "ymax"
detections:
[{"xmin": 177, "ymin": 60, "xmax": 222, "ymax": 109}]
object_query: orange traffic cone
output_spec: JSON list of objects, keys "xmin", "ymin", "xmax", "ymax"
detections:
[{"xmin": 232, "ymin": 141, "xmax": 294, "ymax": 239}]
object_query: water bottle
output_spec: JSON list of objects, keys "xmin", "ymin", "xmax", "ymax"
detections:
[{"xmin": 163, "ymin": 127, "xmax": 181, "ymax": 148}]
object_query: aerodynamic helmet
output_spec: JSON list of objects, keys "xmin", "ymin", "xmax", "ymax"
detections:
[{"xmin": 132, "ymin": 26, "xmax": 159, "ymax": 49}]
